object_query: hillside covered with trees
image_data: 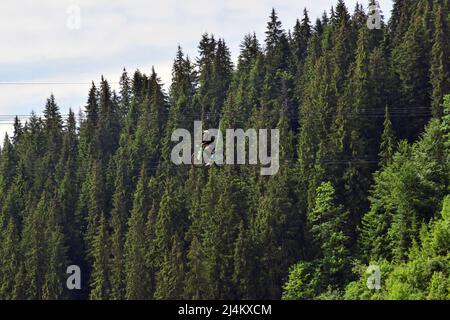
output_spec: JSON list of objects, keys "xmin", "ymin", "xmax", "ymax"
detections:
[{"xmin": 0, "ymin": 0, "xmax": 449, "ymax": 300}]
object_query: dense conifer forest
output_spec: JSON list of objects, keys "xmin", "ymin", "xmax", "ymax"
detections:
[{"xmin": 0, "ymin": 0, "xmax": 449, "ymax": 300}]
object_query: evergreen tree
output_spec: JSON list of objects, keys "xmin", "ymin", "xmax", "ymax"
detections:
[
  {"xmin": 0, "ymin": 209, "xmax": 20, "ymax": 299},
  {"xmin": 0, "ymin": 134, "xmax": 17, "ymax": 198},
  {"xmin": 265, "ymin": 8, "xmax": 285, "ymax": 53},
  {"xmin": 291, "ymin": 8, "xmax": 311, "ymax": 69},
  {"xmin": 392, "ymin": 4, "xmax": 432, "ymax": 140},
  {"xmin": 79, "ymin": 82, "xmax": 99, "ymax": 156},
  {"xmin": 109, "ymin": 150, "xmax": 133, "ymax": 299},
  {"xmin": 0, "ymin": 2, "xmax": 449, "ymax": 301},
  {"xmin": 154, "ymin": 234, "xmax": 185, "ymax": 300},
  {"xmin": 119, "ymin": 68, "xmax": 132, "ymax": 118},
  {"xmin": 12, "ymin": 116, "xmax": 23, "ymax": 144},
  {"xmin": 309, "ymin": 182, "xmax": 350, "ymax": 290},
  {"xmin": 124, "ymin": 168, "xmax": 150, "ymax": 300},
  {"xmin": 83, "ymin": 160, "xmax": 106, "ymax": 259},
  {"xmin": 379, "ymin": 106, "xmax": 397, "ymax": 166},
  {"xmin": 254, "ymin": 109, "xmax": 299, "ymax": 298},
  {"xmin": 21, "ymin": 190, "xmax": 67, "ymax": 300},
  {"xmin": 430, "ymin": 2, "xmax": 450, "ymax": 117},
  {"xmin": 184, "ymin": 235, "xmax": 209, "ymax": 299},
  {"xmin": 43, "ymin": 94, "xmax": 63, "ymax": 172},
  {"xmin": 97, "ymin": 77, "xmax": 120, "ymax": 160},
  {"xmin": 232, "ymin": 221, "xmax": 256, "ymax": 299},
  {"xmin": 90, "ymin": 212, "xmax": 110, "ymax": 300}
]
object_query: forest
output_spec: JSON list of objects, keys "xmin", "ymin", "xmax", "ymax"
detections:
[{"xmin": 0, "ymin": 0, "xmax": 449, "ymax": 300}]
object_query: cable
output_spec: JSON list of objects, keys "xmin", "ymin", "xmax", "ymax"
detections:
[{"xmin": 0, "ymin": 82, "xmax": 120, "ymax": 85}]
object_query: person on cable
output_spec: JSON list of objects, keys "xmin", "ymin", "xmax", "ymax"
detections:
[{"xmin": 202, "ymin": 130, "xmax": 216, "ymax": 166}]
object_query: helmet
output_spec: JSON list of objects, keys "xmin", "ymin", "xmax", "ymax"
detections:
[{"xmin": 202, "ymin": 130, "xmax": 215, "ymax": 143}]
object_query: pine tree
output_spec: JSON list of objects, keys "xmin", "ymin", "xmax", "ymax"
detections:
[
  {"xmin": 119, "ymin": 68, "xmax": 131, "ymax": 119},
  {"xmin": 331, "ymin": 25, "xmax": 379, "ymax": 235},
  {"xmin": 21, "ymin": 190, "xmax": 67, "ymax": 300},
  {"xmin": 132, "ymin": 68, "xmax": 167, "ymax": 173},
  {"xmin": 97, "ymin": 77, "xmax": 120, "ymax": 160},
  {"xmin": 265, "ymin": 8, "xmax": 290, "ymax": 76},
  {"xmin": 0, "ymin": 210, "xmax": 20, "ymax": 299},
  {"xmin": 43, "ymin": 94, "xmax": 63, "ymax": 172},
  {"xmin": 109, "ymin": 151, "xmax": 133, "ymax": 300},
  {"xmin": 54, "ymin": 111, "xmax": 82, "ymax": 298},
  {"xmin": 309, "ymin": 182, "xmax": 350, "ymax": 290},
  {"xmin": 331, "ymin": 0, "xmax": 352, "ymax": 96},
  {"xmin": 197, "ymin": 33, "xmax": 217, "ymax": 126},
  {"xmin": 164, "ymin": 47, "xmax": 197, "ymax": 133},
  {"xmin": 0, "ymin": 134, "xmax": 17, "ymax": 198},
  {"xmin": 297, "ymin": 54, "xmax": 334, "ymax": 217},
  {"xmin": 124, "ymin": 168, "xmax": 150, "ymax": 300},
  {"xmin": 254, "ymin": 167, "xmax": 298, "ymax": 299},
  {"xmin": 392, "ymin": 5, "xmax": 432, "ymax": 140},
  {"xmin": 430, "ymin": 2, "xmax": 450, "ymax": 118},
  {"xmin": 442, "ymin": 95, "xmax": 450, "ymax": 158},
  {"xmin": 21, "ymin": 194, "xmax": 48, "ymax": 299},
  {"xmin": 90, "ymin": 212, "xmax": 110, "ymax": 300},
  {"xmin": 83, "ymin": 160, "xmax": 106, "ymax": 259},
  {"xmin": 379, "ymin": 105, "xmax": 397, "ymax": 166},
  {"xmin": 86, "ymin": 82, "xmax": 99, "ymax": 127},
  {"xmin": 154, "ymin": 234, "xmax": 185, "ymax": 300},
  {"xmin": 265, "ymin": 8, "xmax": 285, "ymax": 53},
  {"xmin": 184, "ymin": 235, "xmax": 209, "ymax": 299},
  {"xmin": 196, "ymin": 34, "xmax": 232, "ymax": 128},
  {"xmin": 389, "ymin": 0, "xmax": 413, "ymax": 47},
  {"xmin": 232, "ymin": 221, "xmax": 255, "ymax": 299},
  {"xmin": 199, "ymin": 168, "xmax": 245, "ymax": 299},
  {"xmin": 237, "ymin": 33, "xmax": 261, "ymax": 73},
  {"xmin": 12, "ymin": 116, "xmax": 23, "ymax": 145},
  {"xmin": 154, "ymin": 178, "xmax": 186, "ymax": 270},
  {"xmin": 291, "ymin": 8, "xmax": 311, "ymax": 69},
  {"xmin": 131, "ymin": 69, "xmax": 145, "ymax": 101},
  {"xmin": 42, "ymin": 217, "xmax": 67, "ymax": 300}
]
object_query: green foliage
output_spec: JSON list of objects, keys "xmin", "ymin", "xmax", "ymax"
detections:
[
  {"xmin": 282, "ymin": 262, "xmax": 317, "ymax": 300},
  {"xmin": 360, "ymin": 115, "xmax": 449, "ymax": 263},
  {"xmin": 346, "ymin": 196, "xmax": 450, "ymax": 300},
  {"xmin": 379, "ymin": 106, "xmax": 397, "ymax": 166},
  {"xmin": 90, "ymin": 212, "xmax": 110, "ymax": 300},
  {"xmin": 0, "ymin": 2, "xmax": 449, "ymax": 301},
  {"xmin": 124, "ymin": 168, "xmax": 150, "ymax": 299}
]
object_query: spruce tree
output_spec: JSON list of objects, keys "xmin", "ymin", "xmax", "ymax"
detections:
[
  {"xmin": 124, "ymin": 167, "xmax": 150, "ymax": 300},
  {"xmin": 254, "ymin": 167, "xmax": 297, "ymax": 299},
  {"xmin": 154, "ymin": 234, "xmax": 185, "ymax": 300},
  {"xmin": 232, "ymin": 221, "xmax": 255, "ymax": 299},
  {"xmin": 109, "ymin": 150, "xmax": 133, "ymax": 299},
  {"xmin": 392, "ymin": 6, "xmax": 432, "ymax": 140},
  {"xmin": 97, "ymin": 77, "xmax": 120, "ymax": 160},
  {"xmin": 119, "ymin": 68, "xmax": 132, "ymax": 119},
  {"xmin": 379, "ymin": 105, "xmax": 397, "ymax": 166},
  {"xmin": 90, "ymin": 212, "xmax": 110, "ymax": 300},
  {"xmin": 184, "ymin": 235, "xmax": 209, "ymax": 299},
  {"xmin": 0, "ymin": 134, "xmax": 17, "ymax": 198},
  {"xmin": 430, "ymin": 2, "xmax": 450, "ymax": 117},
  {"xmin": 43, "ymin": 94, "xmax": 63, "ymax": 172},
  {"xmin": 309, "ymin": 182, "xmax": 350, "ymax": 290},
  {"xmin": 291, "ymin": 8, "xmax": 311, "ymax": 69},
  {"xmin": 0, "ymin": 210, "xmax": 20, "ymax": 299}
]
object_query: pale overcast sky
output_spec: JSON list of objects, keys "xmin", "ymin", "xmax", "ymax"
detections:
[{"xmin": 0, "ymin": 0, "xmax": 393, "ymax": 139}]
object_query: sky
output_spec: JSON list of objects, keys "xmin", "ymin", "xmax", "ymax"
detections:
[{"xmin": 0, "ymin": 0, "xmax": 393, "ymax": 140}]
